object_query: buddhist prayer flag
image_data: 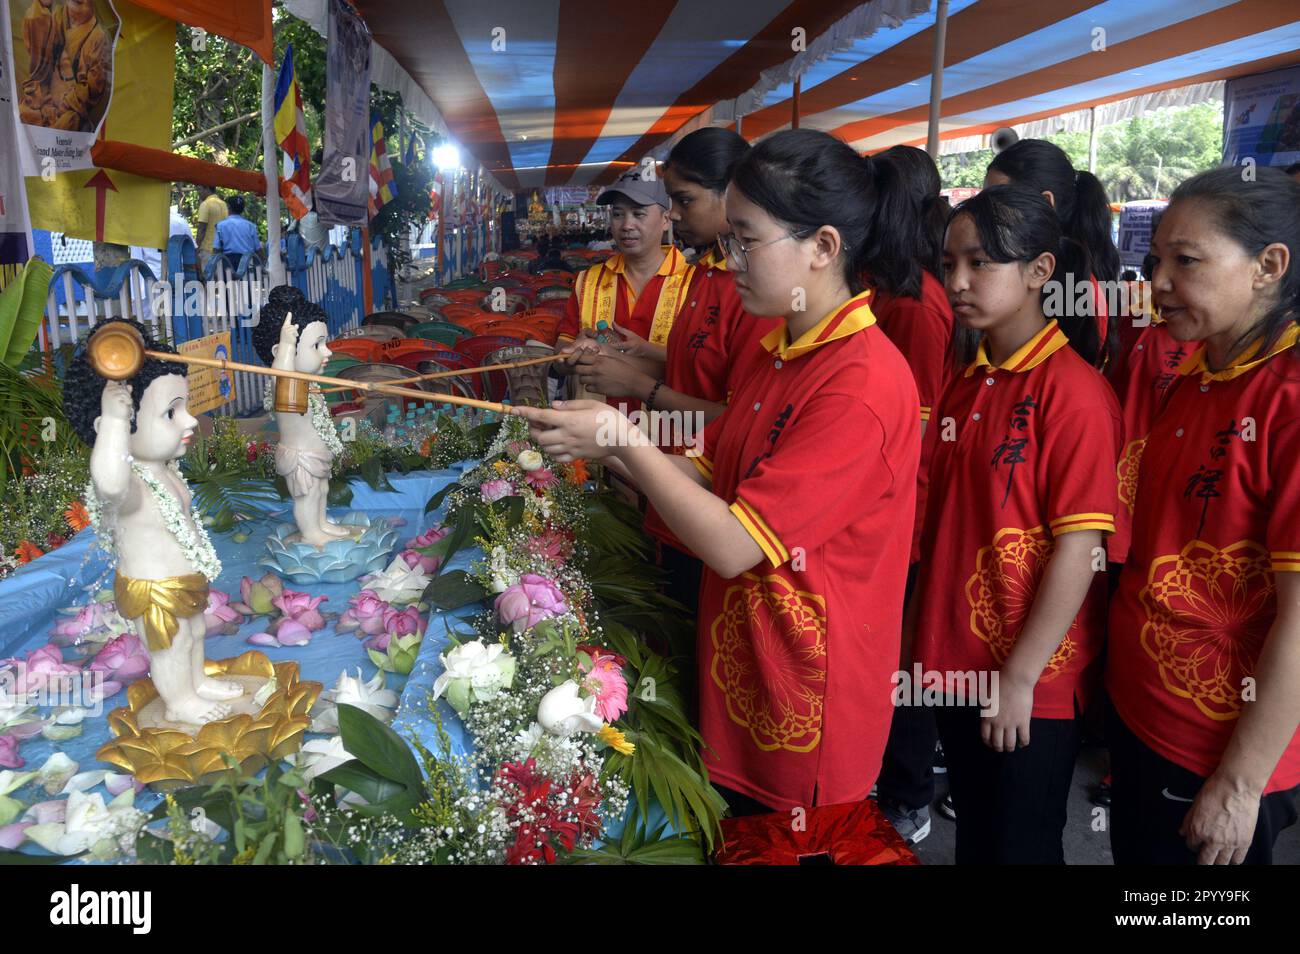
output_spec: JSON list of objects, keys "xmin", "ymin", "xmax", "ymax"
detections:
[
  {"xmin": 274, "ymin": 43, "xmax": 312, "ymax": 221},
  {"xmin": 367, "ymin": 112, "xmax": 396, "ymax": 219}
]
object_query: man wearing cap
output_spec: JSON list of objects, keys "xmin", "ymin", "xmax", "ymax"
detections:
[{"xmin": 554, "ymin": 167, "xmax": 692, "ymax": 414}]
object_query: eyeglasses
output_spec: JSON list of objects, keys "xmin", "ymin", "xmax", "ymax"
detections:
[{"xmin": 716, "ymin": 229, "xmax": 811, "ymax": 272}]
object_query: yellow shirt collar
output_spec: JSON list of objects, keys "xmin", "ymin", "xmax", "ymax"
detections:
[
  {"xmin": 760, "ymin": 290, "xmax": 877, "ymax": 361},
  {"xmin": 698, "ymin": 246, "xmax": 728, "ymax": 271},
  {"xmin": 964, "ymin": 320, "xmax": 1070, "ymax": 377},
  {"xmin": 604, "ymin": 245, "xmax": 687, "ymax": 278},
  {"xmin": 1177, "ymin": 323, "xmax": 1300, "ymax": 383}
]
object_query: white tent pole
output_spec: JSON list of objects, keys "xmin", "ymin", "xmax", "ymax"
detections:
[
  {"xmin": 1088, "ymin": 105, "xmax": 1099, "ymax": 173},
  {"xmin": 926, "ymin": 0, "xmax": 950, "ymax": 158},
  {"xmin": 261, "ymin": 62, "xmax": 285, "ymax": 287}
]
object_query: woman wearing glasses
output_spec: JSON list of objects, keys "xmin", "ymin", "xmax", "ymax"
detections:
[
  {"xmin": 568, "ymin": 128, "xmax": 764, "ymax": 615},
  {"xmin": 517, "ymin": 128, "xmax": 921, "ymax": 813}
]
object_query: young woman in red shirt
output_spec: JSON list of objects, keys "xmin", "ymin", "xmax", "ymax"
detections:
[
  {"xmin": 985, "ymin": 138, "xmax": 1120, "ymax": 371},
  {"xmin": 1107, "ymin": 166, "xmax": 1300, "ymax": 865},
  {"xmin": 909, "ymin": 185, "xmax": 1121, "ymax": 863},
  {"xmin": 867, "ymin": 144, "xmax": 956, "ymax": 845},
  {"xmin": 516, "ymin": 129, "xmax": 921, "ymax": 813}
]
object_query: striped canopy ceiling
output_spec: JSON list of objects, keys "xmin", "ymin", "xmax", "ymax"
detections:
[{"xmin": 355, "ymin": 0, "xmax": 1300, "ymax": 191}]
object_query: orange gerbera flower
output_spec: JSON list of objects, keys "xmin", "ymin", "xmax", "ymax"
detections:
[
  {"xmin": 568, "ymin": 459, "xmax": 589, "ymax": 486},
  {"xmin": 15, "ymin": 540, "xmax": 45, "ymax": 564},
  {"xmin": 65, "ymin": 500, "xmax": 91, "ymax": 533}
]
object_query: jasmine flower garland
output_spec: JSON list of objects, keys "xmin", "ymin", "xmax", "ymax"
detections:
[{"xmin": 83, "ymin": 462, "xmax": 223, "ymax": 581}]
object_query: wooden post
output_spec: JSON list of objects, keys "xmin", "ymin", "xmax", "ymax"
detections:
[
  {"xmin": 926, "ymin": 0, "xmax": 951, "ymax": 159},
  {"xmin": 361, "ymin": 226, "xmax": 375, "ymax": 315},
  {"xmin": 792, "ymin": 77, "xmax": 801, "ymax": 129},
  {"xmin": 260, "ymin": 62, "xmax": 285, "ymax": 286}
]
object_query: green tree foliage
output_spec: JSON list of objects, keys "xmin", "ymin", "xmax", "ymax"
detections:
[{"xmin": 938, "ymin": 101, "xmax": 1225, "ymax": 203}]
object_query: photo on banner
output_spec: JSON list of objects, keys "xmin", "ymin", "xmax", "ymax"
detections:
[
  {"xmin": 4, "ymin": 0, "xmax": 174, "ymax": 250},
  {"xmin": 6, "ymin": 0, "xmax": 118, "ymax": 176},
  {"xmin": 1222, "ymin": 64, "xmax": 1300, "ymax": 169},
  {"xmin": 315, "ymin": 0, "xmax": 370, "ymax": 227}
]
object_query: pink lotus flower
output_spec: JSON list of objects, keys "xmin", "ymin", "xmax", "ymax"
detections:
[
  {"xmin": 0, "ymin": 733, "xmax": 23, "ymax": 768},
  {"xmin": 382, "ymin": 606, "xmax": 422, "ymax": 639},
  {"xmin": 0, "ymin": 822, "xmax": 31, "ymax": 849},
  {"xmin": 273, "ymin": 590, "xmax": 329, "ymax": 632},
  {"xmin": 400, "ymin": 548, "xmax": 443, "ymax": 575},
  {"xmin": 495, "ymin": 574, "xmax": 567, "ymax": 634},
  {"xmin": 203, "ymin": 590, "xmax": 245, "ymax": 637},
  {"xmin": 363, "ymin": 631, "xmax": 391, "ymax": 652},
  {"xmin": 6, "ymin": 645, "xmax": 82, "ymax": 696},
  {"xmin": 233, "ymin": 573, "xmax": 284, "ymax": 616},
  {"xmin": 409, "ymin": 525, "xmax": 449, "ymax": 549},
  {"xmin": 524, "ymin": 467, "xmax": 557, "ymax": 491},
  {"xmin": 336, "ymin": 589, "xmax": 389, "ymax": 637},
  {"xmin": 527, "ymin": 528, "xmax": 574, "ymax": 565},
  {"xmin": 480, "ymin": 479, "xmax": 514, "ymax": 502},
  {"xmin": 50, "ymin": 602, "xmax": 110, "ymax": 647},
  {"xmin": 580, "ymin": 650, "xmax": 629, "ymax": 722},
  {"xmin": 89, "ymin": 634, "xmax": 150, "ymax": 696},
  {"xmin": 248, "ymin": 618, "xmax": 312, "ymax": 648}
]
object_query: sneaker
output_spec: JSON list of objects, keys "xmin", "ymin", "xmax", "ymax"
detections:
[
  {"xmin": 937, "ymin": 794, "xmax": 956, "ymax": 821},
  {"xmin": 881, "ymin": 800, "xmax": 931, "ymax": 846},
  {"xmin": 933, "ymin": 740, "xmax": 947, "ymax": 775}
]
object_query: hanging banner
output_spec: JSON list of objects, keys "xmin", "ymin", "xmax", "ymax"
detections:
[
  {"xmin": 1222, "ymin": 64, "xmax": 1300, "ymax": 170},
  {"xmin": 6, "ymin": 0, "xmax": 119, "ymax": 176},
  {"xmin": 0, "ymin": 13, "xmax": 34, "ymax": 290},
  {"xmin": 315, "ymin": 0, "xmax": 370, "ymax": 227},
  {"xmin": 126, "ymin": 0, "xmax": 272, "ymax": 65},
  {"xmin": 179, "ymin": 331, "xmax": 236, "ymax": 414},
  {"xmin": 8, "ymin": 0, "xmax": 173, "ymax": 249}
]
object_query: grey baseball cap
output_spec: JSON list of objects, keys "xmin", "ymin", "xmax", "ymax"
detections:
[{"xmin": 597, "ymin": 167, "xmax": 670, "ymax": 210}]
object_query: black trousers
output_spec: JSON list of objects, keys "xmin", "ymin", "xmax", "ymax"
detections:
[
  {"xmin": 877, "ymin": 563, "xmax": 938, "ymax": 810},
  {"xmin": 935, "ymin": 705, "xmax": 1082, "ymax": 864},
  {"xmin": 659, "ymin": 542, "xmax": 703, "ymax": 617},
  {"xmin": 1106, "ymin": 704, "xmax": 1299, "ymax": 865}
]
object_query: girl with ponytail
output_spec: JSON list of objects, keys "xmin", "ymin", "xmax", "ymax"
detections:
[
  {"xmin": 1107, "ymin": 166, "xmax": 1300, "ymax": 865},
  {"xmin": 908, "ymin": 184, "xmax": 1121, "ymax": 863},
  {"xmin": 518, "ymin": 128, "xmax": 921, "ymax": 813},
  {"xmin": 867, "ymin": 144, "xmax": 957, "ymax": 845},
  {"xmin": 987, "ymin": 138, "xmax": 1120, "ymax": 368}
]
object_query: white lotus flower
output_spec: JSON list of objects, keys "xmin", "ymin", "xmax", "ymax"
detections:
[
  {"xmin": 36, "ymin": 753, "xmax": 78, "ymax": 796},
  {"xmin": 432, "ymin": 640, "xmax": 515, "ymax": 716},
  {"xmin": 23, "ymin": 789, "xmax": 141, "ymax": 859},
  {"xmin": 516, "ymin": 450, "xmax": 544, "ymax": 472},
  {"xmin": 360, "ymin": 555, "xmax": 430, "ymax": 606},
  {"xmin": 290, "ymin": 736, "xmax": 356, "ymax": 783},
  {"xmin": 311, "ymin": 668, "xmax": 400, "ymax": 733},
  {"xmin": 0, "ymin": 685, "xmax": 40, "ymax": 733},
  {"xmin": 0, "ymin": 770, "xmax": 37, "ymax": 826},
  {"xmin": 537, "ymin": 680, "xmax": 604, "ymax": 737}
]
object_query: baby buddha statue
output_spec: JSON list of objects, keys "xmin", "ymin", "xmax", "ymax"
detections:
[
  {"xmin": 65, "ymin": 319, "xmax": 241, "ymax": 726},
  {"xmin": 253, "ymin": 286, "xmax": 357, "ymax": 548}
]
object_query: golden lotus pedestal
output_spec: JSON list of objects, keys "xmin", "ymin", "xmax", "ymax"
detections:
[{"xmin": 96, "ymin": 651, "xmax": 322, "ymax": 791}]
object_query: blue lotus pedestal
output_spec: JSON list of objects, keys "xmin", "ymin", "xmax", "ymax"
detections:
[{"xmin": 259, "ymin": 513, "xmax": 400, "ymax": 584}]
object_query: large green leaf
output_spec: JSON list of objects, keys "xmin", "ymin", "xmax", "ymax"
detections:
[
  {"xmin": 335, "ymin": 703, "xmax": 424, "ymax": 791},
  {"xmin": 423, "ymin": 480, "xmax": 457, "ymax": 515},
  {"xmin": 422, "ymin": 569, "xmax": 488, "ymax": 610},
  {"xmin": 318, "ymin": 761, "xmax": 419, "ymax": 819},
  {"xmin": 359, "ymin": 456, "xmax": 395, "ymax": 492},
  {"xmin": 186, "ymin": 470, "xmax": 281, "ymax": 533},
  {"xmin": 327, "ymin": 476, "xmax": 354, "ymax": 507}
]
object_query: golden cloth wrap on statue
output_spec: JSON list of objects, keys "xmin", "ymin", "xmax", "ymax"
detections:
[{"xmin": 113, "ymin": 572, "xmax": 210, "ymax": 652}]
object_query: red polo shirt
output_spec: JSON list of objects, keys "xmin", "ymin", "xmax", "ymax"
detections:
[
  {"xmin": 557, "ymin": 246, "xmax": 692, "ymax": 411},
  {"xmin": 1107, "ymin": 325, "xmax": 1300, "ymax": 793},
  {"xmin": 873, "ymin": 271, "xmax": 956, "ymax": 564},
  {"xmin": 914, "ymin": 320, "xmax": 1121, "ymax": 719},
  {"xmin": 689, "ymin": 290, "xmax": 920, "ymax": 810},
  {"xmin": 1105, "ymin": 313, "xmax": 1198, "ymax": 564},
  {"xmin": 644, "ymin": 249, "xmax": 778, "ymax": 554}
]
